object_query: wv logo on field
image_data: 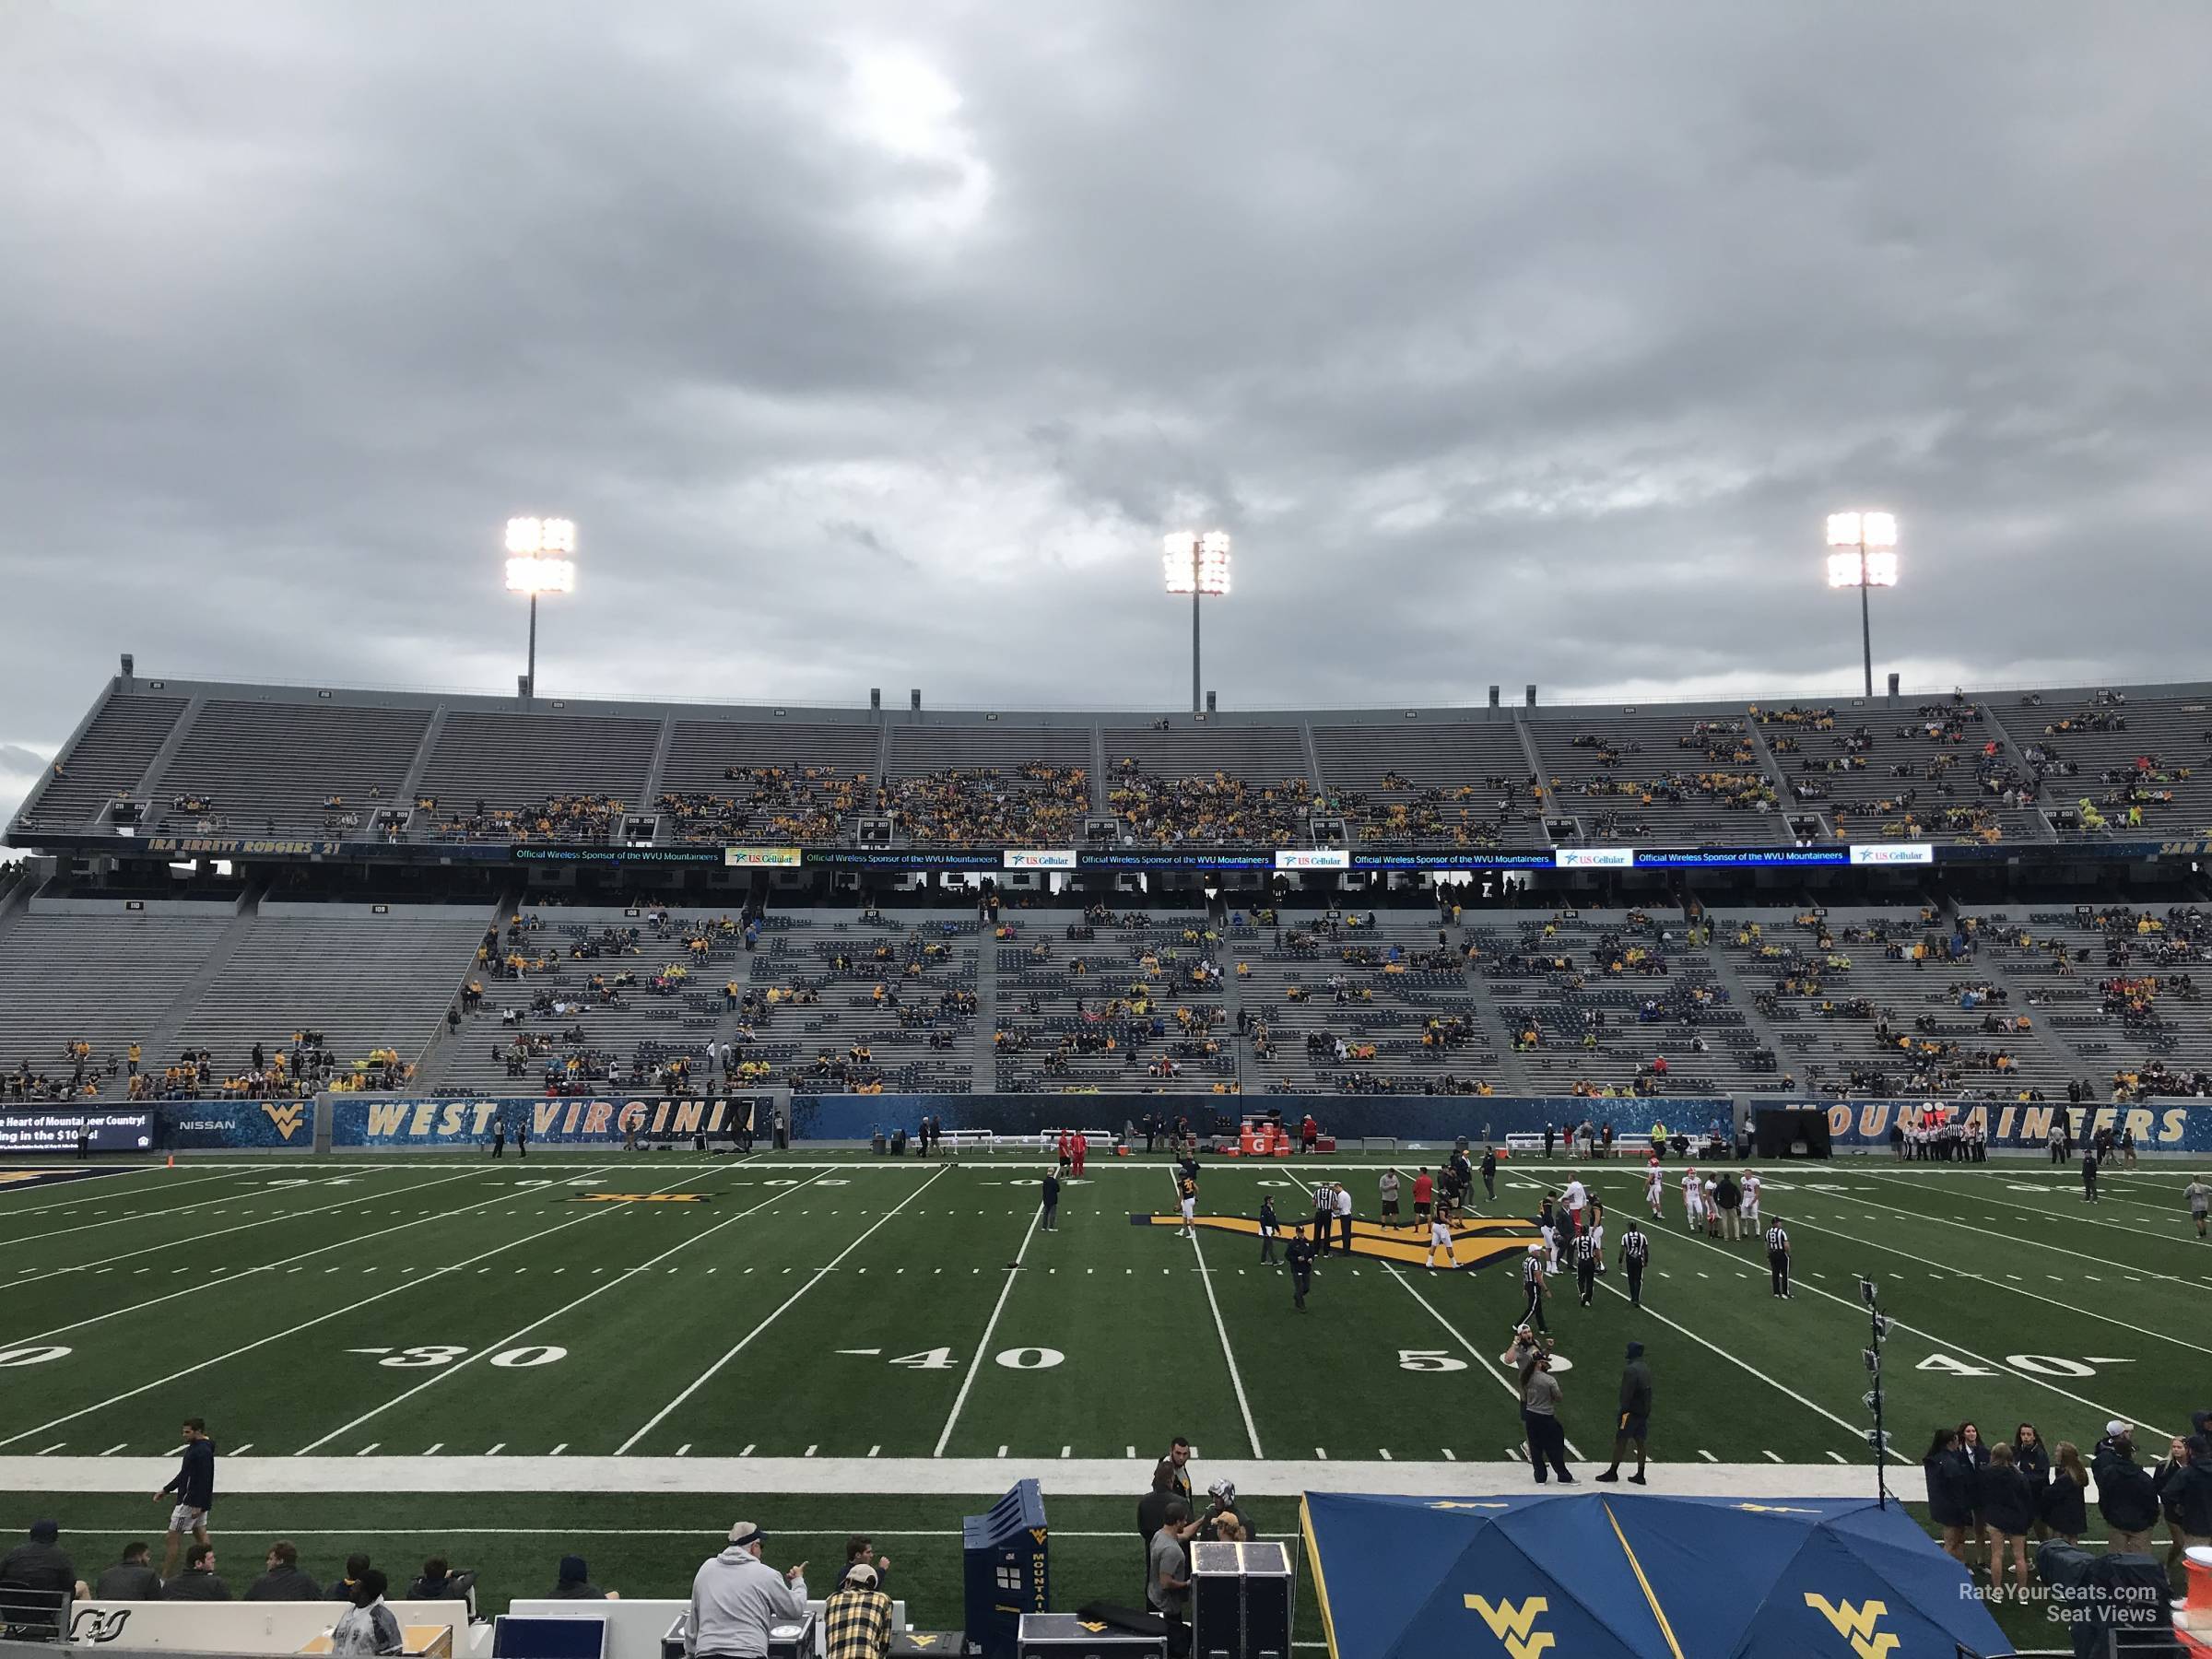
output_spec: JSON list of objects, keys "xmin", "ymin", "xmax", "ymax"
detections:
[
  {"xmin": 1804, "ymin": 1594, "xmax": 1899, "ymax": 1659},
  {"xmin": 1464, "ymin": 1594, "xmax": 1553, "ymax": 1659},
  {"xmin": 261, "ymin": 1102, "xmax": 307, "ymax": 1141},
  {"xmin": 1129, "ymin": 1211, "xmax": 1540, "ymax": 1270}
]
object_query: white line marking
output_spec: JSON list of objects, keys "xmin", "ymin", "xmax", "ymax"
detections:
[
  {"xmin": 932, "ymin": 1198, "xmax": 1045, "ymax": 1457},
  {"xmin": 293, "ymin": 1163, "xmax": 808, "ymax": 1454},
  {"xmin": 1171, "ymin": 1170, "xmax": 1263, "ymax": 1459},
  {"xmin": 0, "ymin": 1162, "xmax": 634, "ymax": 1453},
  {"xmin": 616, "ymin": 1166, "xmax": 949, "ymax": 1455},
  {"xmin": 0, "ymin": 1167, "xmax": 491, "ymax": 1292}
]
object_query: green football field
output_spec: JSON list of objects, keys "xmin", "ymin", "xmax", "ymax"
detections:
[{"xmin": 3, "ymin": 1147, "xmax": 2206, "ymax": 1652}]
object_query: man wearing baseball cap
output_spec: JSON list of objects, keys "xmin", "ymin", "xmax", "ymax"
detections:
[
  {"xmin": 2092, "ymin": 1422, "xmax": 2159, "ymax": 1557},
  {"xmin": 687, "ymin": 1523, "xmax": 806, "ymax": 1659},
  {"xmin": 822, "ymin": 1560, "xmax": 892, "ymax": 1659}
]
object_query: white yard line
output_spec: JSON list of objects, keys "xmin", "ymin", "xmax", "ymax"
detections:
[
  {"xmin": 1581, "ymin": 1174, "xmax": 2176, "ymax": 1441},
  {"xmin": 1859, "ymin": 1170, "xmax": 2212, "ymax": 1268},
  {"xmin": 0, "ymin": 1166, "xmax": 497, "ymax": 1293},
  {"xmin": 0, "ymin": 1166, "xmax": 232, "ymax": 1220},
  {"xmin": 932, "ymin": 1199, "xmax": 1046, "ymax": 1457},
  {"xmin": 1170, "ymin": 1165, "xmax": 1264, "ymax": 1459},
  {"xmin": 0, "ymin": 1453, "xmax": 1893, "ymax": 1500},
  {"xmin": 1585, "ymin": 1276, "xmax": 1901, "ymax": 1462},
  {"xmin": 616, "ymin": 1165, "xmax": 951, "ymax": 1455},
  {"xmin": 0, "ymin": 1161, "xmax": 635, "ymax": 1452},
  {"xmin": 293, "ymin": 1161, "xmax": 795, "ymax": 1453},
  {"xmin": 1766, "ymin": 1210, "xmax": 2212, "ymax": 1359},
  {"xmin": 3, "ymin": 1171, "xmax": 567, "ymax": 1350}
]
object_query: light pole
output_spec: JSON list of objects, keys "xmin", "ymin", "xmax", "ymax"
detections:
[
  {"xmin": 1825, "ymin": 512, "xmax": 1899, "ymax": 699},
  {"xmin": 505, "ymin": 517, "xmax": 577, "ymax": 703},
  {"xmin": 1162, "ymin": 530, "xmax": 1231, "ymax": 714}
]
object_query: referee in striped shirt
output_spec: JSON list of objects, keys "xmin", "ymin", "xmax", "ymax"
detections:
[
  {"xmin": 1573, "ymin": 1227, "xmax": 1601, "ymax": 1307},
  {"xmin": 1518, "ymin": 1244, "xmax": 1550, "ymax": 1332},
  {"xmin": 1765, "ymin": 1218, "xmax": 1792, "ymax": 1299},
  {"xmin": 1619, "ymin": 1218, "xmax": 1650, "ymax": 1308}
]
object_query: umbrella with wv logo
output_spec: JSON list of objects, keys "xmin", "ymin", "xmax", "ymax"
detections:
[{"xmin": 1299, "ymin": 1493, "xmax": 2008, "ymax": 1658}]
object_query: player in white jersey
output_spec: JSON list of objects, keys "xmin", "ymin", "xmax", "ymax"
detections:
[
  {"xmin": 1562, "ymin": 1177, "xmax": 1587, "ymax": 1241},
  {"xmin": 1426, "ymin": 1212, "xmax": 1459, "ymax": 1268},
  {"xmin": 1644, "ymin": 1159, "xmax": 1665, "ymax": 1218},
  {"xmin": 1700, "ymin": 1177, "xmax": 1720, "ymax": 1237},
  {"xmin": 1679, "ymin": 1167, "xmax": 1703, "ymax": 1231},
  {"xmin": 1740, "ymin": 1171, "xmax": 1761, "ymax": 1227}
]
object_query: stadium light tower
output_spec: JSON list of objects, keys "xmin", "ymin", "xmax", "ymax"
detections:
[
  {"xmin": 505, "ymin": 517, "xmax": 576, "ymax": 703},
  {"xmin": 1825, "ymin": 512, "xmax": 1898, "ymax": 699},
  {"xmin": 1162, "ymin": 531, "xmax": 1231, "ymax": 714}
]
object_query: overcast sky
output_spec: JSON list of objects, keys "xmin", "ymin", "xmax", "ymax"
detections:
[{"xmin": 5, "ymin": 2, "xmax": 2209, "ymax": 826}]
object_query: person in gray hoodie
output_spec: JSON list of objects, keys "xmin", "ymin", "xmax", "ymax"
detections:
[{"xmin": 687, "ymin": 1523, "xmax": 806, "ymax": 1659}]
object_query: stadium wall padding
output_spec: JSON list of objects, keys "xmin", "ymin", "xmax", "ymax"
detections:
[
  {"xmin": 785, "ymin": 1092, "xmax": 1733, "ymax": 1143},
  {"xmin": 326, "ymin": 1095, "xmax": 763, "ymax": 1147},
  {"xmin": 1804, "ymin": 1097, "xmax": 2212, "ymax": 1151},
  {"xmin": 159, "ymin": 1100, "xmax": 319, "ymax": 1151}
]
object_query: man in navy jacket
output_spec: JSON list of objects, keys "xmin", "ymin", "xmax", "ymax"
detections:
[{"xmin": 158, "ymin": 1419, "xmax": 217, "ymax": 1581}]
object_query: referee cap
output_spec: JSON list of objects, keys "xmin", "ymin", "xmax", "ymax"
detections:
[{"xmin": 1526, "ymin": 1241, "xmax": 1544, "ymax": 1254}]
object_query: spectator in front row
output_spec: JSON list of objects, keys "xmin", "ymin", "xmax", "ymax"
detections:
[
  {"xmin": 409, "ymin": 1558, "xmax": 457, "ymax": 1600},
  {"xmin": 330, "ymin": 1570, "xmax": 402, "ymax": 1656},
  {"xmin": 327, "ymin": 1554, "xmax": 372, "ymax": 1603},
  {"xmin": 822, "ymin": 1561, "xmax": 893, "ymax": 1659},
  {"xmin": 0, "ymin": 1521, "xmax": 89, "ymax": 1636},
  {"xmin": 548, "ymin": 1556, "xmax": 615, "ymax": 1600},
  {"xmin": 2094, "ymin": 1422, "xmax": 2160, "ymax": 1556},
  {"xmin": 162, "ymin": 1542, "xmax": 230, "ymax": 1601},
  {"xmin": 96, "ymin": 1542, "xmax": 164, "ymax": 1602},
  {"xmin": 244, "ymin": 1540, "xmax": 319, "ymax": 1602},
  {"xmin": 687, "ymin": 1522, "xmax": 806, "ymax": 1659}
]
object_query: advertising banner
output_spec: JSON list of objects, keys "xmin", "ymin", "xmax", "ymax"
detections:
[
  {"xmin": 1273, "ymin": 849, "xmax": 1350, "ymax": 871},
  {"xmin": 1003, "ymin": 850, "xmax": 1078, "ymax": 870},
  {"xmin": 1848, "ymin": 842, "xmax": 1936, "ymax": 865},
  {"xmin": 723, "ymin": 847, "xmax": 803, "ymax": 867},
  {"xmin": 0, "ymin": 1109, "xmax": 156, "ymax": 1153},
  {"xmin": 329, "ymin": 1095, "xmax": 762, "ymax": 1147},
  {"xmin": 160, "ymin": 1100, "xmax": 317, "ymax": 1151}
]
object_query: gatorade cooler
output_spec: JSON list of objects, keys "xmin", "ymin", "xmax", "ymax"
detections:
[
  {"xmin": 2180, "ymin": 1545, "xmax": 2212, "ymax": 1655},
  {"xmin": 963, "ymin": 1479, "xmax": 1049, "ymax": 1659}
]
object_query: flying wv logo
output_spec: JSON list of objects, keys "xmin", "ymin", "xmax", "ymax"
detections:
[
  {"xmin": 1803, "ymin": 1594, "xmax": 1900, "ymax": 1659},
  {"xmin": 1465, "ymin": 1595, "xmax": 1554, "ymax": 1659},
  {"xmin": 261, "ymin": 1102, "xmax": 307, "ymax": 1141}
]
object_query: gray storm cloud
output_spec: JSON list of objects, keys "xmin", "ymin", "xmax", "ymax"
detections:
[{"xmin": 3, "ymin": 1, "xmax": 2206, "ymax": 831}]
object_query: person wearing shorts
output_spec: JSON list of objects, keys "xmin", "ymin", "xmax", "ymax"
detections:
[
  {"xmin": 1378, "ymin": 1170, "xmax": 1401, "ymax": 1229},
  {"xmin": 159, "ymin": 1418, "xmax": 216, "ymax": 1579},
  {"xmin": 1412, "ymin": 1168, "xmax": 1434, "ymax": 1226},
  {"xmin": 2186, "ymin": 1179, "xmax": 2208, "ymax": 1240},
  {"xmin": 1425, "ymin": 1215, "xmax": 1458, "ymax": 1269}
]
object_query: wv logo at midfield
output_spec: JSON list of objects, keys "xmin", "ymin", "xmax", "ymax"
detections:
[
  {"xmin": 1465, "ymin": 1594, "xmax": 1553, "ymax": 1659},
  {"xmin": 262, "ymin": 1102, "xmax": 307, "ymax": 1141},
  {"xmin": 1804, "ymin": 1594, "xmax": 1899, "ymax": 1659}
]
